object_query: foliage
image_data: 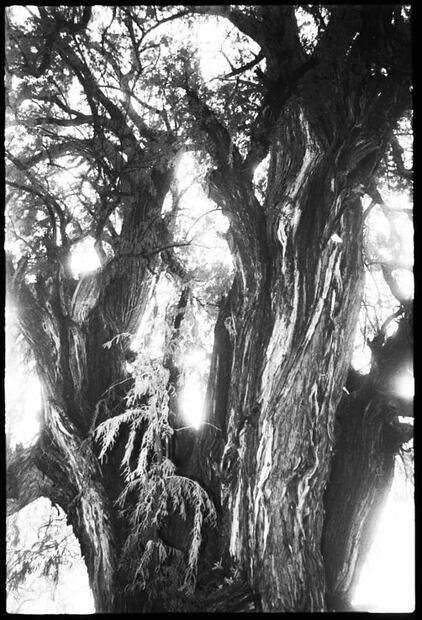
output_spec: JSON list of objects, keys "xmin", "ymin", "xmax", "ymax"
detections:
[
  {"xmin": 94, "ymin": 353, "xmax": 217, "ymax": 602},
  {"xmin": 7, "ymin": 500, "xmax": 82, "ymax": 601}
]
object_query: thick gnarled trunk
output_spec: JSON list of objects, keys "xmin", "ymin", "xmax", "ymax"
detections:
[
  {"xmin": 7, "ymin": 407, "xmax": 118, "ymax": 611},
  {"xmin": 189, "ymin": 105, "xmax": 378, "ymax": 611},
  {"xmin": 323, "ymin": 315, "xmax": 413, "ymax": 610},
  {"xmin": 6, "ymin": 179, "xmax": 171, "ymax": 613},
  {"xmin": 228, "ymin": 204, "xmax": 363, "ymax": 608}
]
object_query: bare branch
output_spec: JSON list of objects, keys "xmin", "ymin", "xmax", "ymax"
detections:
[
  {"xmin": 219, "ymin": 51, "xmax": 264, "ymax": 80},
  {"xmin": 33, "ymin": 114, "xmax": 93, "ymax": 128},
  {"xmin": 53, "ymin": 36, "xmax": 138, "ymax": 151},
  {"xmin": 16, "ymin": 142, "xmax": 81, "ymax": 169},
  {"xmin": 183, "ymin": 67, "xmax": 241, "ymax": 171},
  {"xmin": 6, "ymin": 151, "xmax": 68, "ymax": 247},
  {"xmin": 190, "ymin": 6, "xmax": 262, "ymax": 46},
  {"xmin": 141, "ymin": 8, "xmax": 191, "ymax": 38}
]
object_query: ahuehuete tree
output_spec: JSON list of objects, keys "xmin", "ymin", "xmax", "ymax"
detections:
[{"xmin": 5, "ymin": 5, "xmax": 413, "ymax": 613}]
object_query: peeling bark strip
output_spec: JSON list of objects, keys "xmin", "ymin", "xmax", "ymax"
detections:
[
  {"xmin": 6, "ymin": 442, "xmax": 55, "ymax": 516},
  {"xmin": 45, "ymin": 406, "xmax": 117, "ymax": 611},
  {"xmin": 234, "ymin": 114, "xmax": 365, "ymax": 612},
  {"xmin": 185, "ymin": 105, "xmax": 367, "ymax": 611}
]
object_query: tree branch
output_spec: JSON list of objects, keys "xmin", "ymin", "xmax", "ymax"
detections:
[
  {"xmin": 6, "ymin": 151, "xmax": 68, "ymax": 247},
  {"xmin": 6, "ymin": 442, "xmax": 54, "ymax": 516},
  {"xmin": 53, "ymin": 36, "xmax": 138, "ymax": 152},
  {"xmin": 190, "ymin": 6, "xmax": 266, "ymax": 49},
  {"xmin": 220, "ymin": 51, "xmax": 265, "ymax": 80},
  {"xmin": 33, "ymin": 114, "xmax": 93, "ymax": 128},
  {"xmin": 183, "ymin": 68, "xmax": 241, "ymax": 171}
]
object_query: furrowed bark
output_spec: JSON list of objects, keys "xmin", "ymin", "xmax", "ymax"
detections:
[
  {"xmin": 6, "ymin": 411, "xmax": 117, "ymax": 611},
  {"xmin": 227, "ymin": 113, "xmax": 366, "ymax": 612},
  {"xmin": 184, "ymin": 5, "xmax": 411, "ymax": 608},
  {"xmin": 6, "ymin": 442, "xmax": 57, "ymax": 516},
  {"xmin": 41, "ymin": 407, "xmax": 117, "ymax": 612},
  {"xmin": 6, "ymin": 170, "xmax": 174, "ymax": 611},
  {"xmin": 189, "ymin": 95, "xmax": 399, "ymax": 609}
]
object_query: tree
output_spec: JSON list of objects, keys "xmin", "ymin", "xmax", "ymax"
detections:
[
  {"xmin": 6, "ymin": 497, "xmax": 93, "ymax": 613},
  {"xmin": 179, "ymin": 4, "xmax": 412, "ymax": 612},
  {"xmin": 5, "ymin": 5, "xmax": 412, "ymax": 613}
]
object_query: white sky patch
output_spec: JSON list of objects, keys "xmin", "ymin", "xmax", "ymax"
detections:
[
  {"xmin": 6, "ymin": 5, "xmax": 36, "ymax": 26},
  {"xmin": 384, "ymin": 319, "xmax": 399, "ymax": 338},
  {"xmin": 392, "ymin": 268, "xmax": 414, "ymax": 299},
  {"xmin": 184, "ymin": 347, "xmax": 207, "ymax": 368},
  {"xmin": 193, "ymin": 16, "xmax": 261, "ymax": 83},
  {"xmin": 364, "ymin": 190, "xmax": 413, "ymax": 269},
  {"xmin": 295, "ymin": 6, "xmax": 320, "ymax": 52},
  {"xmin": 195, "ymin": 19, "xmax": 235, "ymax": 82},
  {"xmin": 172, "ymin": 151, "xmax": 233, "ymax": 270},
  {"xmin": 180, "ymin": 349, "xmax": 210, "ymax": 429},
  {"xmin": 66, "ymin": 77, "xmax": 86, "ymax": 110},
  {"xmin": 352, "ymin": 463, "xmax": 415, "ymax": 612},
  {"xmin": 22, "ymin": 375, "xmax": 42, "ymax": 444},
  {"xmin": 7, "ymin": 498, "xmax": 94, "ymax": 614},
  {"xmin": 352, "ymin": 343, "xmax": 372, "ymax": 374},
  {"xmin": 179, "ymin": 377, "xmax": 205, "ymax": 429},
  {"xmin": 253, "ymin": 153, "xmax": 270, "ymax": 201},
  {"xmin": 70, "ymin": 237, "xmax": 101, "ymax": 279},
  {"xmin": 394, "ymin": 371, "xmax": 414, "ymax": 399},
  {"xmin": 162, "ymin": 191, "xmax": 173, "ymax": 214},
  {"xmin": 5, "ymin": 372, "xmax": 42, "ymax": 448}
]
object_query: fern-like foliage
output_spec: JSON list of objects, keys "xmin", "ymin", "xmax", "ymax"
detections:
[
  {"xmin": 6, "ymin": 500, "xmax": 82, "ymax": 605},
  {"xmin": 94, "ymin": 354, "xmax": 216, "ymax": 600}
]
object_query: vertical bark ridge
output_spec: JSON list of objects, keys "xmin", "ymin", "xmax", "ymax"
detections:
[
  {"xmin": 218, "ymin": 107, "xmax": 367, "ymax": 611},
  {"xmin": 30, "ymin": 403, "xmax": 118, "ymax": 612}
]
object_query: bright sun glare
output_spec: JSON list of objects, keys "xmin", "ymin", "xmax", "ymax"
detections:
[
  {"xmin": 179, "ymin": 380, "xmax": 205, "ymax": 430},
  {"xmin": 70, "ymin": 237, "xmax": 101, "ymax": 278},
  {"xmin": 6, "ymin": 370, "xmax": 42, "ymax": 448},
  {"xmin": 352, "ymin": 462, "xmax": 415, "ymax": 612},
  {"xmin": 395, "ymin": 371, "xmax": 414, "ymax": 399}
]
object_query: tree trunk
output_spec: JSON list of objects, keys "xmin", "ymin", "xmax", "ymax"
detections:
[
  {"xmin": 187, "ymin": 102, "xmax": 393, "ymax": 610},
  {"xmin": 323, "ymin": 314, "xmax": 413, "ymax": 611},
  {"xmin": 6, "ymin": 177, "xmax": 173, "ymax": 613},
  {"xmin": 182, "ymin": 8, "xmax": 411, "ymax": 607},
  {"xmin": 322, "ymin": 388, "xmax": 408, "ymax": 611}
]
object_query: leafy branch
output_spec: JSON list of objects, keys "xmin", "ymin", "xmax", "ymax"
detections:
[{"xmin": 94, "ymin": 354, "xmax": 216, "ymax": 598}]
